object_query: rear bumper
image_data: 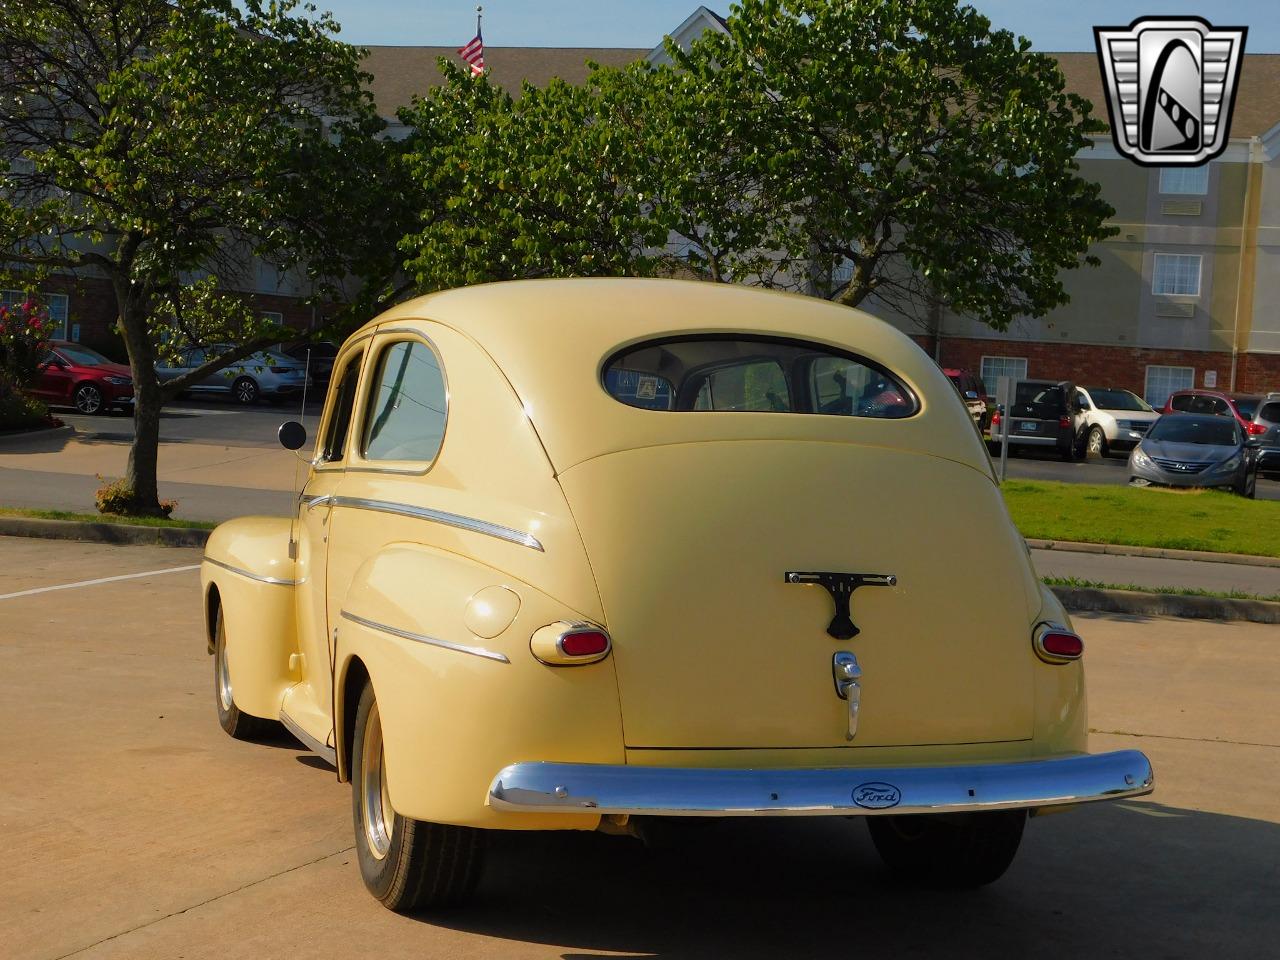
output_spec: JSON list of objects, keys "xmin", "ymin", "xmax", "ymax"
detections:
[{"xmin": 488, "ymin": 750, "xmax": 1153, "ymax": 818}]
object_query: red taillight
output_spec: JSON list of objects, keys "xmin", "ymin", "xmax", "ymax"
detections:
[
  {"xmin": 991, "ymin": 412, "xmax": 1002, "ymax": 428},
  {"xmin": 1248, "ymin": 422, "xmax": 1267, "ymax": 435},
  {"xmin": 1059, "ymin": 416, "xmax": 1071, "ymax": 429},
  {"xmin": 1034, "ymin": 623, "xmax": 1084, "ymax": 664},
  {"xmin": 559, "ymin": 630, "xmax": 610, "ymax": 658}
]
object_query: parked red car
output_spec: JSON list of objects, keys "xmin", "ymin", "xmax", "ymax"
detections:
[
  {"xmin": 30, "ymin": 341, "xmax": 133, "ymax": 415},
  {"xmin": 1162, "ymin": 389, "xmax": 1269, "ymax": 438}
]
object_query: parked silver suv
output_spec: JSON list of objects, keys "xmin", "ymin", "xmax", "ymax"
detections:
[
  {"xmin": 156, "ymin": 345, "xmax": 311, "ymax": 404},
  {"xmin": 1246, "ymin": 393, "xmax": 1280, "ymax": 478}
]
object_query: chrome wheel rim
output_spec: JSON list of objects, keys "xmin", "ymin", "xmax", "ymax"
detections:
[
  {"xmin": 215, "ymin": 635, "xmax": 234, "ymax": 712},
  {"xmin": 361, "ymin": 701, "xmax": 393, "ymax": 860},
  {"xmin": 1088, "ymin": 430, "xmax": 1102, "ymax": 454},
  {"xmin": 235, "ymin": 380, "xmax": 257, "ymax": 403},
  {"xmin": 75, "ymin": 386, "xmax": 102, "ymax": 413}
]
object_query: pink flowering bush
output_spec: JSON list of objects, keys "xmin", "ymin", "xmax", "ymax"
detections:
[{"xmin": 0, "ymin": 299, "xmax": 57, "ymax": 387}]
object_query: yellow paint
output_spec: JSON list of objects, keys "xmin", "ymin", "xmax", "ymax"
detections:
[{"xmin": 201, "ymin": 279, "xmax": 1089, "ymax": 832}]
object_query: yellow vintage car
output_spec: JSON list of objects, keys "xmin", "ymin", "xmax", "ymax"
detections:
[{"xmin": 201, "ymin": 279, "xmax": 1153, "ymax": 911}]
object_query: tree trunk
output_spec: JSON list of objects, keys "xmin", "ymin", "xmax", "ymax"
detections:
[{"xmin": 113, "ymin": 284, "xmax": 167, "ymax": 516}]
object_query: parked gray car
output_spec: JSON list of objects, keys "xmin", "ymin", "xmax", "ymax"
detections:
[
  {"xmin": 1244, "ymin": 393, "xmax": 1280, "ymax": 478},
  {"xmin": 155, "ymin": 345, "xmax": 311, "ymax": 404},
  {"xmin": 1128, "ymin": 413, "xmax": 1259, "ymax": 498}
]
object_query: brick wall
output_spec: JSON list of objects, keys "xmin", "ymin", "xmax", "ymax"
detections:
[{"xmin": 931, "ymin": 336, "xmax": 1280, "ymax": 396}]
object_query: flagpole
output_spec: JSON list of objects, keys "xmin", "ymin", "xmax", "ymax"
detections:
[{"xmin": 476, "ymin": 5, "xmax": 482, "ymax": 39}]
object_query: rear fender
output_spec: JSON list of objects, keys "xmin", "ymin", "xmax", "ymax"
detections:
[
  {"xmin": 1031, "ymin": 583, "xmax": 1087, "ymax": 754},
  {"xmin": 200, "ymin": 517, "xmax": 301, "ymax": 719},
  {"xmin": 333, "ymin": 542, "xmax": 623, "ymax": 830}
]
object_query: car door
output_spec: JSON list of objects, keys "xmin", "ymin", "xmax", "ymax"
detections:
[
  {"xmin": 283, "ymin": 343, "xmax": 369, "ymax": 747},
  {"xmin": 32, "ymin": 350, "xmax": 71, "ymax": 403}
]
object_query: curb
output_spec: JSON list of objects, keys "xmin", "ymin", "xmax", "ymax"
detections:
[
  {"xmin": 1052, "ymin": 585, "xmax": 1280, "ymax": 625},
  {"xmin": 1028, "ymin": 538, "xmax": 1280, "ymax": 569},
  {"xmin": 0, "ymin": 516, "xmax": 211, "ymax": 548},
  {"xmin": 0, "ymin": 424, "xmax": 74, "ymax": 444}
]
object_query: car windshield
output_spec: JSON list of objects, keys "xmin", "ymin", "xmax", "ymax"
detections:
[
  {"xmin": 1084, "ymin": 388, "xmax": 1151, "ymax": 412},
  {"xmin": 55, "ymin": 345, "xmax": 111, "ymax": 367},
  {"xmin": 603, "ymin": 336, "xmax": 917, "ymax": 418},
  {"xmin": 1148, "ymin": 417, "xmax": 1240, "ymax": 446},
  {"xmin": 1233, "ymin": 396, "xmax": 1261, "ymax": 419}
]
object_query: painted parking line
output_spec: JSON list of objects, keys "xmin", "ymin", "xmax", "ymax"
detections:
[{"xmin": 0, "ymin": 565, "xmax": 200, "ymax": 601}]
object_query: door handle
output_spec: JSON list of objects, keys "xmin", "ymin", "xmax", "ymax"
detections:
[{"xmin": 832, "ymin": 651, "xmax": 862, "ymax": 742}]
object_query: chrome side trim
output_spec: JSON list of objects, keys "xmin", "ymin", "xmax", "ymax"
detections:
[
  {"xmin": 203, "ymin": 557, "xmax": 298, "ymax": 586},
  {"xmin": 304, "ymin": 494, "xmax": 334, "ymax": 511},
  {"xmin": 488, "ymin": 750, "xmax": 1154, "ymax": 817},
  {"xmin": 279, "ymin": 710, "xmax": 338, "ymax": 767},
  {"xmin": 341, "ymin": 610, "xmax": 510, "ymax": 664},
  {"xmin": 329, "ymin": 496, "xmax": 544, "ymax": 552}
]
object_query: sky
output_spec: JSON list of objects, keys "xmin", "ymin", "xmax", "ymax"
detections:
[{"xmin": 306, "ymin": 1, "xmax": 1279, "ymax": 52}]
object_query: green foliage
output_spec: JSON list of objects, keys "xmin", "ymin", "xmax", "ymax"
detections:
[
  {"xmin": 0, "ymin": 299, "xmax": 56, "ymax": 387},
  {"xmin": 397, "ymin": 62, "xmax": 672, "ymax": 291},
  {"xmin": 663, "ymin": 0, "xmax": 1117, "ymax": 327}
]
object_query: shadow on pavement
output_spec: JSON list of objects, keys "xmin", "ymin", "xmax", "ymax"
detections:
[{"xmin": 427, "ymin": 802, "xmax": 1275, "ymax": 958}]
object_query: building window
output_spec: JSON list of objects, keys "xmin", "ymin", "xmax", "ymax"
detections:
[
  {"xmin": 1144, "ymin": 365, "xmax": 1194, "ymax": 408},
  {"xmin": 261, "ymin": 310, "xmax": 284, "ymax": 325},
  {"xmin": 2, "ymin": 289, "xmax": 68, "ymax": 339},
  {"xmin": 1159, "ymin": 167, "xmax": 1209, "ymax": 195},
  {"xmin": 979, "ymin": 356, "xmax": 1028, "ymax": 386},
  {"xmin": 1152, "ymin": 254, "xmax": 1201, "ymax": 297}
]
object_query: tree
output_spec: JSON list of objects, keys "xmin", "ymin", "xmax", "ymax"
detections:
[
  {"xmin": 0, "ymin": 0, "xmax": 391, "ymax": 514},
  {"xmin": 649, "ymin": 0, "xmax": 1116, "ymax": 329},
  {"xmin": 397, "ymin": 62, "xmax": 672, "ymax": 292}
]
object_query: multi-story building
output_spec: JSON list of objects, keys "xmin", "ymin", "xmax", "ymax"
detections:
[{"xmin": 18, "ymin": 5, "xmax": 1280, "ymax": 405}]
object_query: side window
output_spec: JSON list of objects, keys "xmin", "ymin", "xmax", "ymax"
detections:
[
  {"xmin": 1170, "ymin": 394, "xmax": 1192, "ymax": 411},
  {"xmin": 693, "ymin": 359, "xmax": 790, "ymax": 412},
  {"xmin": 1211, "ymin": 398, "xmax": 1231, "ymax": 416},
  {"xmin": 1077, "ymin": 392, "xmax": 1090, "ymax": 410},
  {"xmin": 1259, "ymin": 402, "xmax": 1280, "ymax": 425},
  {"xmin": 362, "ymin": 339, "xmax": 448, "ymax": 463},
  {"xmin": 320, "ymin": 353, "xmax": 364, "ymax": 463}
]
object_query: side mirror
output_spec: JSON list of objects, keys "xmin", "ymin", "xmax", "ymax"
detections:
[
  {"xmin": 278, "ymin": 420, "xmax": 307, "ymax": 451},
  {"xmin": 963, "ymin": 390, "xmax": 979, "ymax": 401}
]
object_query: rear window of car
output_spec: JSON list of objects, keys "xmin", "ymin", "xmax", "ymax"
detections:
[
  {"xmin": 1010, "ymin": 383, "xmax": 1064, "ymax": 420},
  {"xmin": 602, "ymin": 337, "xmax": 918, "ymax": 418},
  {"xmin": 1233, "ymin": 396, "xmax": 1261, "ymax": 419}
]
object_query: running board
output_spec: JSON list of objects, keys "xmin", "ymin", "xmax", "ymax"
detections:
[{"xmin": 279, "ymin": 709, "xmax": 337, "ymax": 767}]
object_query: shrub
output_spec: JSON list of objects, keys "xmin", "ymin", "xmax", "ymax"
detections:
[
  {"xmin": 0, "ymin": 300, "xmax": 57, "ymax": 387},
  {"xmin": 95, "ymin": 475, "xmax": 177, "ymax": 518},
  {"xmin": 0, "ymin": 371, "xmax": 55, "ymax": 431}
]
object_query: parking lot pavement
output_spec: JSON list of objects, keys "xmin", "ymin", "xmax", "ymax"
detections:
[
  {"xmin": 2, "ymin": 540, "xmax": 1278, "ymax": 960},
  {"xmin": 53, "ymin": 397, "xmax": 324, "ymax": 449}
]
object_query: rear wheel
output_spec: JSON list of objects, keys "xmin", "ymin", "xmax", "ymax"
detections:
[
  {"xmin": 1239, "ymin": 470, "xmax": 1257, "ymax": 499},
  {"xmin": 214, "ymin": 608, "xmax": 279, "ymax": 740},
  {"xmin": 351, "ymin": 682, "xmax": 485, "ymax": 911},
  {"xmin": 1087, "ymin": 426, "xmax": 1108, "ymax": 459},
  {"xmin": 866, "ymin": 810, "xmax": 1026, "ymax": 888},
  {"xmin": 232, "ymin": 376, "xmax": 260, "ymax": 405}
]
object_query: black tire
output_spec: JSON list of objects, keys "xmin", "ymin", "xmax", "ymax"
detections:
[
  {"xmin": 866, "ymin": 810, "xmax": 1027, "ymax": 888},
  {"xmin": 1241, "ymin": 471, "xmax": 1257, "ymax": 499},
  {"xmin": 1059, "ymin": 441, "xmax": 1076, "ymax": 462},
  {"xmin": 1086, "ymin": 426, "xmax": 1108, "ymax": 459},
  {"xmin": 351, "ymin": 682, "xmax": 485, "ymax": 912},
  {"xmin": 214, "ymin": 607, "xmax": 279, "ymax": 740},
  {"xmin": 73, "ymin": 382, "xmax": 105, "ymax": 415},
  {"xmin": 232, "ymin": 376, "xmax": 260, "ymax": 405}
]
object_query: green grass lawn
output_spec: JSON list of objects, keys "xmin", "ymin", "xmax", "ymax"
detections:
[
  {"xmin": 1002, "ymin": 480, "xmax": 1280, "ymax": 558},
  {"xmin": 0, "ymin": 506, "xmax": 217, "ymax": 530}
]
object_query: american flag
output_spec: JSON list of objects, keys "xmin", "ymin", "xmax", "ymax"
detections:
[{"xmin": 458, "ymin": 29, "xmax": 485, "ymax": 77}]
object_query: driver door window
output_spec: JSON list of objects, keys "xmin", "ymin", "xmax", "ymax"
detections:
[{"xmin": 320, "ymin": 353, "xmax": 364, "ymax": 465}]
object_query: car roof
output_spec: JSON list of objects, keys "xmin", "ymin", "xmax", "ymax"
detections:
[{"xmin": 362, "ymin": 279, "xmax": 989, "ymax": 475}]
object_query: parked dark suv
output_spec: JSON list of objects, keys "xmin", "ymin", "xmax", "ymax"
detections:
[
  {"xmin": 1246, "ymin": 394, "xmax": 1280, "ymax": 477},
  {"xmin": 989, "ymin": 379, "xmax": 1087, "ymax": 461}
]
